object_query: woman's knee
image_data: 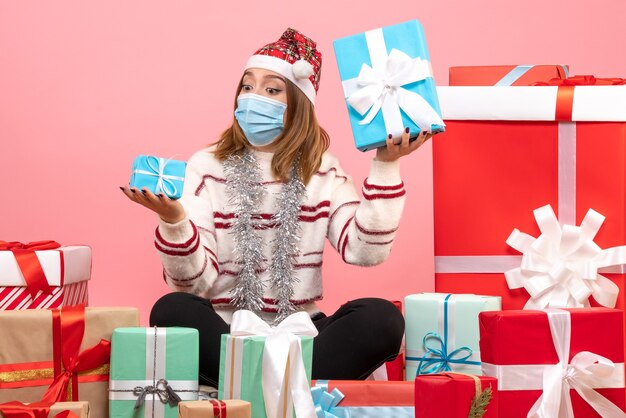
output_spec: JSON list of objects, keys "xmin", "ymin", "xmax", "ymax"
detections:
[
  {"xmin": 349, "ymin": 298, "xmax": 405, "ymax": 347},
  {"xmin": 149, "ymin": 291, "xmax": 205, "ymax": 326}
]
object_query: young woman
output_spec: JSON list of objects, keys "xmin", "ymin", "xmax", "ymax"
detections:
[{"xmin": 121, "ymin": 28, "xmax": 431, "ymax": 386}]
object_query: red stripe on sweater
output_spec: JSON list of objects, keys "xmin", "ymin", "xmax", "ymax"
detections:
[
  {"xmin": 301, "ymin": 201, "xmax": 330, "ymax": 212},
  {"xmin": 210, "ymin": 295, "xmax": 322, "ymax": 306},
  {"xmin": 341, "ymin": 236, "xmax": 349, "ymax": 262},
  {"xmin": 337, "ymin": 216, "xmax": 354, "ymax": 252},
  {"xmin": 154, "ymin": 235, "xmax": 200, "ymax": 256},
  {"xmin": 166, "ymin": 255, "xmax": 208, "ymax": 282},
  {"xmin": 163, "ymin": 270, "xmax": 194, "ymax": 288},
  {"xmin": 316, "ymin": 167, "xmax": 348, "ymax": 181},
  {"xmin": 155, "ymin": 222, "xmax": 198, "ymax": 248},
  {"xmin": 302, "ymin": 251, "xmax": 324, "ymax": 257},
  {"xmin": 363, "ymin": 190, "xmax": 406, "ymax": 200},
  {"xmin": 358, "ymin": 237, "xmax": 395, "ymax": 245},
  {"xmin": 354, "ymin": 217, "xmax": 398, "ymax": 235},
  {"xmin": 299, "ymin": 212, "xmax": 328, "ymax": 222},
  {"xmin": 329, "ymin": 201, "xmax": 360, "ymax": 225},
  {"xmin": 363, "ymin": 178, "xmax": 404, "ymax": 191}
]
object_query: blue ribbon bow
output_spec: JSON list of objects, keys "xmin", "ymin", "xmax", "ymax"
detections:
[
  {"xmin": 408, "ymin": 294, "xmax": 481, "ymax": 376},
  {"xmin": 311, "ymin": 384, "xmax": 345, "ymax": 418}
]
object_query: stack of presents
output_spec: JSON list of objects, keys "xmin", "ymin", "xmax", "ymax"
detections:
[{"xmin": 2, "ymin": 18, "xmax": 626, "ymax": 418}]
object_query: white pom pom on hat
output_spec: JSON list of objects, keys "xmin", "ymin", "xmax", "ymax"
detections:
[{"xmin": 292, "ymin": 59, "xmax": 314, "ymax": 80}]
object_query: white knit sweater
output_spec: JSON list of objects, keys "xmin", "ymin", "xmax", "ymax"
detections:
[{"xmin": 155, "ymin": 145, "xmax": 406, "ymax": 323}]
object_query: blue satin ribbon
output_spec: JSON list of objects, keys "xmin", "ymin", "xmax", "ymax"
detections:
[
  {"xmin": 406, "ymin": 294, "xmax": 480, "ymax": 376},
  {"xmin": 311, "ymin": 384, "xmax": 344, "ymax": 418},
  {"xmin": 495, "ymin": 64, "xmax": 570, "ymax": 86}
]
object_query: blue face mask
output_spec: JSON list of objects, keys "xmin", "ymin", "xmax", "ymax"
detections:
[{"xmin": 234, "ymin": 93, "xmax": 287, "ymax": 147}]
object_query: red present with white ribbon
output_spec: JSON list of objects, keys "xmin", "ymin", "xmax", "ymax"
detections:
[
  {"xmin": 0, "ymin": 242, "xmax": 91, "ymax": 310},
  {"xmin": 479, "ymin": 308, "xmax": 626, "ymax": 417},
  {"xmin": 433, "ymin": 79, "xmax": 626, "ymax": 310}
]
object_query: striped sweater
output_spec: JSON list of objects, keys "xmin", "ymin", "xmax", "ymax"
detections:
[{"xmin": 155, "ymin": 145, "xmax": 406, "ymax": 323}]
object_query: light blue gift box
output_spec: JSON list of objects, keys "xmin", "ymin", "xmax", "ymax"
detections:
[
  {"xmin": 333, "ymin": 19, "xmax": 445, "ymax": 152},
  {"xmin": 404, "ymin": 293, "xmax": 501, "ymax": 379},
  {"xmin": 129, "ymin": 155, "xmax": 186, "ymax": 199}
]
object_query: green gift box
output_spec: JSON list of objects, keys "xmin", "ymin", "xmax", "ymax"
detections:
[
  {"xmin": 108, "ymin": 327, "xmax": 199, "ymax": 418},
  {"xmin": 218, "ymin": 327, "xmax": 314, "ymax": 418},
  {"xmin": 405, "ymin": 293, "xmax": 501, "ymax": 379}
]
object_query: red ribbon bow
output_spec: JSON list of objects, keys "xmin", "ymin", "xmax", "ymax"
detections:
[
  {"xmin": 0, "ymin": 401, "xmax": 79, "ymax": 418},
  {"xmin": 39, "ymin": 305, "xmax": 111, "ymax": 403},
  {"xmin": 0, "ymin": 241, "xmax": 62, "ymax": 299},
  {"xmin": 533, "ymin": 75, "xmax": 626, "ymax": 121}
]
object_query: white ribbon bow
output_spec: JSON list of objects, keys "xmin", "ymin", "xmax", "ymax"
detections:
[
  {"xmin": 341, "ymin": 28, "xmax": 444, "ymax": 138},
  {"xmin": 527, "ymin": 309, "xmax": 626, "ymax": 418},
  {"xmin": 505, "ymin": 205, "xmax": 626, "ymax": 309},
  {"xmin": 231, "ymin": 310, "xmax": 319, "ymax": 418},
  {"xmin": 133, "ymin": 156, "xmax": 184, "ymax": 198}
]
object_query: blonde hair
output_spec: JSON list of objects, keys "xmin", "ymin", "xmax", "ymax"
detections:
[{"xmin": 212, "ymin": 77, "xmax": 329, "ymax": 185}]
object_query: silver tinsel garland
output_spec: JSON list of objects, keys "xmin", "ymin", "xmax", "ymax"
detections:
[
  {"xmin": 269, "ymin": 158, "xmax": 306, "ymax": 323},
  {"xmin": 224, "ymin": 152, "xmax": 266, "ymax": 313},
  {"xmin": 224, "ymin": 151, "xmax": 306, "ymax": 321}
]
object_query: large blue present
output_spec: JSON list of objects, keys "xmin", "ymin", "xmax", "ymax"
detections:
[
  {"xmin": 333, "ymin": 19, "xmax": 445, "ymax": 152},
  {"xmin": 129, "ymin": 155, "xmax": 186, "ymax": 199}
]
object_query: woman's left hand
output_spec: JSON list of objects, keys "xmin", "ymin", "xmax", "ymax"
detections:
[{"xmin": 375, "ymin": 127, "xmax": 432, "ymax": 162}]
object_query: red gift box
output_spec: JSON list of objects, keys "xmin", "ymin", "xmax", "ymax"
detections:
[
  {"xmin": 433, "ymin": 82, "xmax": 626, "ymax": 312},
  {"xmin": 311, "ymin": 380, "xmax": 413, "ymax": 416},
  {"xmin": 449, "ymin": 64, "xmax": 569, "ymax": 86},
  {"xmin": 479, "ymin": 308, "xmax": 626, "ymax": 417},
  {"xmin": 415, "ymin": 373, "xmax": 498, "ymax": 418}
]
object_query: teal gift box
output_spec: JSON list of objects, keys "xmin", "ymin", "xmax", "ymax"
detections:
[
  {"xmin": 333, "ymin": 19, "xmax": 445, "ymax": 152},
  {"xmin": 404, "ymin": 293, "xmax": 501, "ymax": 379},
  {"xmin": 129, "ymin": 155, "xmax": 186, "ymax": 199},
  {"xmin": 218, "ymin": 334, "xmax": 314, "ymax": 418},
  {"xmin": 108, "ymin": 327, "xmax": 199, "ymax": 418}
]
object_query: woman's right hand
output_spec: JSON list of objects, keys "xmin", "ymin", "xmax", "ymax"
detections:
[{"xmin": 120, "ymin": 186, "xmax": 186, "ymax": 224}]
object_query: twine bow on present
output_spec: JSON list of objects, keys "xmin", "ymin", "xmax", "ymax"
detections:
[
  {"xmin": 132, "ymin": 379, "xmax": 181, "ymax": 409},
  {"xmin": 230, "ymin": 310, "xmax": 318, "ymax": 418},
  {"xmin": 310, "ymin": 385, "xmax": 344, "ymax": 418},
  {"xmin": 0, "ymin": 240, "xmax": 61, "ymax": 298},
  {"xmin": 132, "ymin": 156, "xmax": 184, "ymax": 198},
  {"xmin": 417, "ymin": 332, "xmax": 475, "ymax": 375},
  {"xmin": 505, "ymin": 205, "xmax": 626, "ymax": 309}
]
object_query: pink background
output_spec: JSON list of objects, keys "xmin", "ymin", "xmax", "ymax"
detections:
[{"xmin": 2, "ymin": 1, "xmax": 625, "ymax": 323}]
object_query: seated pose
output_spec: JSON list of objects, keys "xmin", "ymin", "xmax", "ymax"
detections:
[{"xmin": 121, "ymin": 28, "xmax": 431, "ymax": 386}]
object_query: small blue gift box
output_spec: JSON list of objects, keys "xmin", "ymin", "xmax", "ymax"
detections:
[
  {"xmin": 129, "ymin": 155, "xmax": 186, "ymax": 199},
  {"xmin": 333, "ymin": 19, "xmax": 445, "ymax": 152}
]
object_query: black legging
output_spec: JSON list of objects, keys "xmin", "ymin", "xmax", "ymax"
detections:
[{"xmin": 150, "ymin": 292, "xmax": 404, "ymax": 387}]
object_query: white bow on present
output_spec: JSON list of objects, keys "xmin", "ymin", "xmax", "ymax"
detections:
[
  {"xmin": 341, "ymin": 28, "xmax": 445, "ymax": 137},
  {"xmin": 505, "ymin": 204, "xmax": 626, "ymax": 309},
  {"xmin": 230, "ymin": 310, "xmax": 318, "ymax": 418}
]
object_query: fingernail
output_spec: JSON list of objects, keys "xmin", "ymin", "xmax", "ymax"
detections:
[
  {"xmin": 405, "ymin": 127, "xmax": 410, "ymax": 134},
  {"xmin": 119, "ymin": 186, "xmax": 124, "ymax": 191},
  {"xmin": 141, "ymin": 189, "xmax": 147, "ymax": 195},
  {"xmin": 158, "ymin": 194, "xmax": 164, "ymax": 198},
  {"xmin": 422, "ymin": 131, "xmax": 428, "ymax": 135},
  {"xmin": 130, "ymin": 189, "xmax": 136, "ymax": 193},
  {"xmin": 388, "ymin": 134, "xmax": 392, "ymax": 139}
]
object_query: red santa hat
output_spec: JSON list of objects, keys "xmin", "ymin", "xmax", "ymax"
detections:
[{"xmin": 245, "ymin": 28, "xmax": 322, "ymax": 104}]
